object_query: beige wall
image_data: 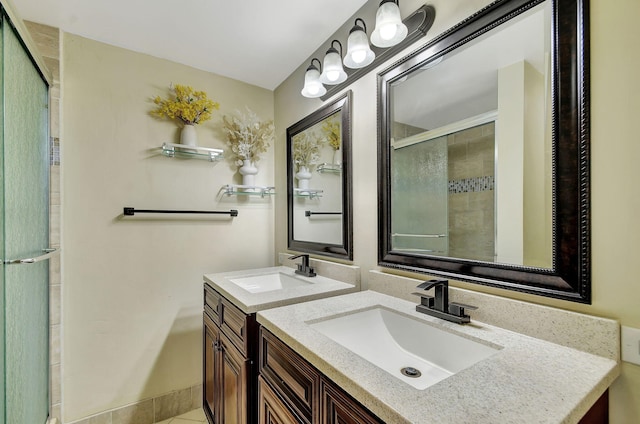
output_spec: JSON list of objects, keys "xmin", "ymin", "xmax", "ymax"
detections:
[
  {"xmin": 274, "ymin": 0, "xmax": 640, "ymax": 422},
  {"xmin": 62, "ymin": 34, "xmax": 274, "ymax": 422}
]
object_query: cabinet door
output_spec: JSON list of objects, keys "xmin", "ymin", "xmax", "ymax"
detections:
[
  {"xmin": 258, "ymin": 376, "xmax": 301, "ymax": 424},
  {"xmin": 259, "ymin": 328, "xmax": 317, "ymax": 423},
  {"xmin": 321, "ymin": 379, "xmax": 382, "ymax": 424},
  {"xmin": 219, "ymin": 333, "xmax": 249, "ymax": 424},
  {"xmin": 204, "ymin": 313, "xmax": 220, "ymax": 424}
]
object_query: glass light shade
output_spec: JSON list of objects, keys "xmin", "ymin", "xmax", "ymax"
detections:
[
  {"xmin": 371, "ymin": 1, "xmax": 408, "ymax": 48},
  {"xmin": 344, "ymin": 29, "xmax": 375, "ymax": 69},
  {"xmin": 320, "ymin": 50, "xmax": 348, "ymax": 85},
  {"xmin": 301, "ymin": 67, "xmax": 326, "ymax": 98}
]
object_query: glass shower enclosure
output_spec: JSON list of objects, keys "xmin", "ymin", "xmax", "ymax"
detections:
[
  {"xmin": 1, "ymin": 8, "xmax": 51, "ymax": 424},
  {"xmin": 391, "ymin": 135, "xmax": 449, "ymax": 256}
]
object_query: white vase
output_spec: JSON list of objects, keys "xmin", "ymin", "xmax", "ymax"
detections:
[
  {"xmin": 296, "ymin": 166, "xmax": 312, "ymax": 190},
  {"xmin": 239, "ymin": 160, "xmax": 258, "ymax": 186},
  {"xmin": 180, "ymin": 124, "xmax": 197, "ymax": 147},
  {"xmin": 333, "ymin": 148, "xmax": 342, "ymax": 166}
]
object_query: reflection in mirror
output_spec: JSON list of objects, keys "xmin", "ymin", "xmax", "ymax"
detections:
[
  {"xmin": 378, "ymin": 0, "xmax": 590, "ymax": 302},
  {"xmin": 288, "ymin": 91, "xmax": 352, "ymax": 259},
  {"xmin": 390, "ymin": 2, "xmax": 552, "ymax": 268},
  {"xmin": 293, "ymin": 111, "xmax": 343, "ymax": 244}
]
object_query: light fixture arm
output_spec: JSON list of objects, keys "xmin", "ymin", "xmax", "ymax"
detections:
[
  {"xmin": 308, "ymin": 57, "xmax": 322, "ymax": 72},
  {"xmin": 329, "ymin": 40, "xmax": 343, "ymax": 57},
  {"xmin": 353, "ymin": 18, "xmax": 367, "ymax": 33}
]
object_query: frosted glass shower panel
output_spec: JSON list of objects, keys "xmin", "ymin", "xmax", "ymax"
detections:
[
  {"xmin": 391, "ymin": 136, "xmax": 448, "ymax": 255},
  {"xmin": 2, "ymin": 17, "xmax": 50, "ymax": 424}
]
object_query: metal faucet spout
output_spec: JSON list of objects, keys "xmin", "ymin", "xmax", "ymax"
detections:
[
  {"xmin": 416, "ymin": 279, "xmax": 449, "ymax": 312},
  {"xmin": 289, "ymin": 254, "xmax": 316, "ymax": 277},
  {"xmin": 414, "ymin": 279, "xmax": 477, "ymax": 324}
]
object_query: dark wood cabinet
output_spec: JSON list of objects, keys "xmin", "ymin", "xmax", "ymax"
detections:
[
  {"xmin": 578, "ymin": 390, "xmax": 609, "ymax": 424},
  {"xmin": 259, "ymin": 328, "xmax": 381, "ymax": 424},
  {"xmin": 320, "ymin": 378, "xmax": 382, "ymax": 424},
  {"xmin": 203, "ymin": 313, "xmax": 220, "ymax": 421},
  {"xmin": 203, "ymin": 284, "xmax": 258, "ymax": 424},
  {"xmin": 259, "ymin": 328, "xmax": 318, "ymax": 424},
  {"xmin": 258, "ymin": 376, "xmax": 303, "ymax": 424},
  {"xmin": 219, "ymin": 332, "xmax": 249, "ymax": 424}
]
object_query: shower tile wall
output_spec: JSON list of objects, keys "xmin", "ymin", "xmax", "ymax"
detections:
[
  {"xmin": 392, "ymin": 122, "xmax": 426, "ymax": 140},
  {"xmin": 447, "ymin": 122, "xmax": 495, "ymax": 262},
  {"xmin": 25, "ymin": 20, "xmax": 62, "ymax": 421}
]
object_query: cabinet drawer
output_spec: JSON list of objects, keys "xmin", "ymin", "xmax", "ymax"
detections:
[
  {"xmin": 220, "ymin": 297, "xmax": 249, "ymax": 356},
  {"xmin": 259, "ymin": 328, "xmax": 318, "ymax": 424},
  {"xmin": 258, "ymin": 376, "xmax": 302, "ymax": 424},
  {"xmin": 320, "ymin": 376, "xmax": 383, "ymax": 424},
  {"xmin": 204, "ymin": 283, "xmax": 220, "ymax": 323}
]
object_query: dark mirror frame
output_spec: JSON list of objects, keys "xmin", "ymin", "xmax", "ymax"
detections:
[
  {"xmin": 378, "ymin": 0, "xmax": 590, "ymax": 303},
  {"xmin": 288, "ymin": 91, "xmax": 353, "ymax": 260}
]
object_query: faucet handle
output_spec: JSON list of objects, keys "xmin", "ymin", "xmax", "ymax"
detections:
[
  {"xmin": 449, "ymin": 301, "xmax": 478, "ymax": 318},
  {"xmin": 411, "ymin": 292, "xmax": 435, "ymax": 308}
]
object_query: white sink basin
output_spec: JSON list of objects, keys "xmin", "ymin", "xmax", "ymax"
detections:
[
  {"xmin": 309, "ymin": 306, "xmax": 500, "ymax": 390},
  {"xmin": 228, "ymin": 272, "xmax": 312, "ymax": 293}
]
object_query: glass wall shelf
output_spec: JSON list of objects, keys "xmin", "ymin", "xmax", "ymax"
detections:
[
  {"xmin": 223, "ymin": 184, "xmax": 275, "ymax": 198},
  {"xmin": 316, "ymin": 163, "xmax": 342, "ymax": 174},
  {"xmin": 162, "ymin": 143, "xmax": 224, "ymax": 162},
  {"xmin": 294, "ymin": 188, "xmax": 323, "ymax": 199}
]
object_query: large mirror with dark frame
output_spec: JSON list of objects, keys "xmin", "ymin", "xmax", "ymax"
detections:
[
  {"xmin": 378, "ymin": 0, "xmax": 590, "ymax": 302},
  {"xmin": 288, "ymin": 91, "xmax": 353, "ymax": 260}
]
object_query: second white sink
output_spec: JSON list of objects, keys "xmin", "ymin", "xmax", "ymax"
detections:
[
  {"xmin": 309, "ymin": 306, "xmax": 500, "ymax": 390},
  {"xmin": 229, "ymin": 272, "xmax": 312, "ymax": 293}
]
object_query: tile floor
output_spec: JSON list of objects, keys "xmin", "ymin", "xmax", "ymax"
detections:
[{"xmin": 155, "ymin": 408, "xmax": 207, "ymax": 424}]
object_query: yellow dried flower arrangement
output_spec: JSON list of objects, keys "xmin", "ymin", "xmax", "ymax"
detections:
[
  {"xmin": 151, "ymin": 84, "xmax": 219, "ymax": 125},
  {"xmin": 321, "ymin": 114, "xmax": 341, "ymax": 151}
]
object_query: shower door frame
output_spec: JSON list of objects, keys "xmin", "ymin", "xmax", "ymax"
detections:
[{"xmin": 0, "ymin": 5, "xmax": 53, "ymax": 424}]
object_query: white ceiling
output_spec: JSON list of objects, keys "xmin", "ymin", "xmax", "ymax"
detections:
[{"xmin": 12, "ymin": 0, "xmax": 369, "ymax": 90}]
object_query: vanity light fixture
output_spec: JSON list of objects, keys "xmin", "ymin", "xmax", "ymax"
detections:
[
  {"xmin": 371, "ymin": 0, "xmax": 408, "ymax": 48},
  {"xmin": 343, "ymin": 18, "xmax": 376, "ymax": 69},
  {"xmin": 300, "ymin": 4, "xmax": 435, "ymax": 100},
  {"xmin": 320, "ymin": 40, "xmax": 348, "ymax": 85},
  {"xmin": 301, "ymin": 58, "xmax": 327, "ymax": 98}
]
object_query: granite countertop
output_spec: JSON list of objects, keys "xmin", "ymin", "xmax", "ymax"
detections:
[
  {"xmin": 256, "ymin": 290, "xmax": 620, "ymax": 424},
  {"xmin": 203, "ymin": 266, "xmax": 358, "ymax": 314}
]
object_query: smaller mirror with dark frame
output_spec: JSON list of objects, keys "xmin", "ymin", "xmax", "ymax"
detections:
[
  {"xmin": 287, "ymin": 91, "xmax": 353, "ymax": 260},
  {"xmin": 378, "ymin": 0, "xmax": 590, "ymax": 302}
]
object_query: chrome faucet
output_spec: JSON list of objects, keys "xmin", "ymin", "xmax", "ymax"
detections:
[
  {"xmin": 289, "ymin": 254, "xmax": 316, "ymax": 277},
  {"xmin": 414, "ymin": 279, "xmax": 477, "ymax": 324}
]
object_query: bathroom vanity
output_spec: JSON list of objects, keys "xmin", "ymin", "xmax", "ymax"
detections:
[
  {"xmin": 256, "ymin": 290, "xmax": 619, "ymax": 424},
  {"xmin": 203, "ymin": 263, "xmax": 618, "ymax": 423},
  {"xmin": 202, "ymin": 262, "xmax": 360, "ymax": 424}
]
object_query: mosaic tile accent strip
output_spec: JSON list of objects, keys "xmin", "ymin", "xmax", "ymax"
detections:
[
  {"xmin": 50, "ymin": 137, "xmax": 60, "ymax": 165},
  {"xmin": 448, "ymin": 175, "xmax": 494, "ymax": 194}
]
